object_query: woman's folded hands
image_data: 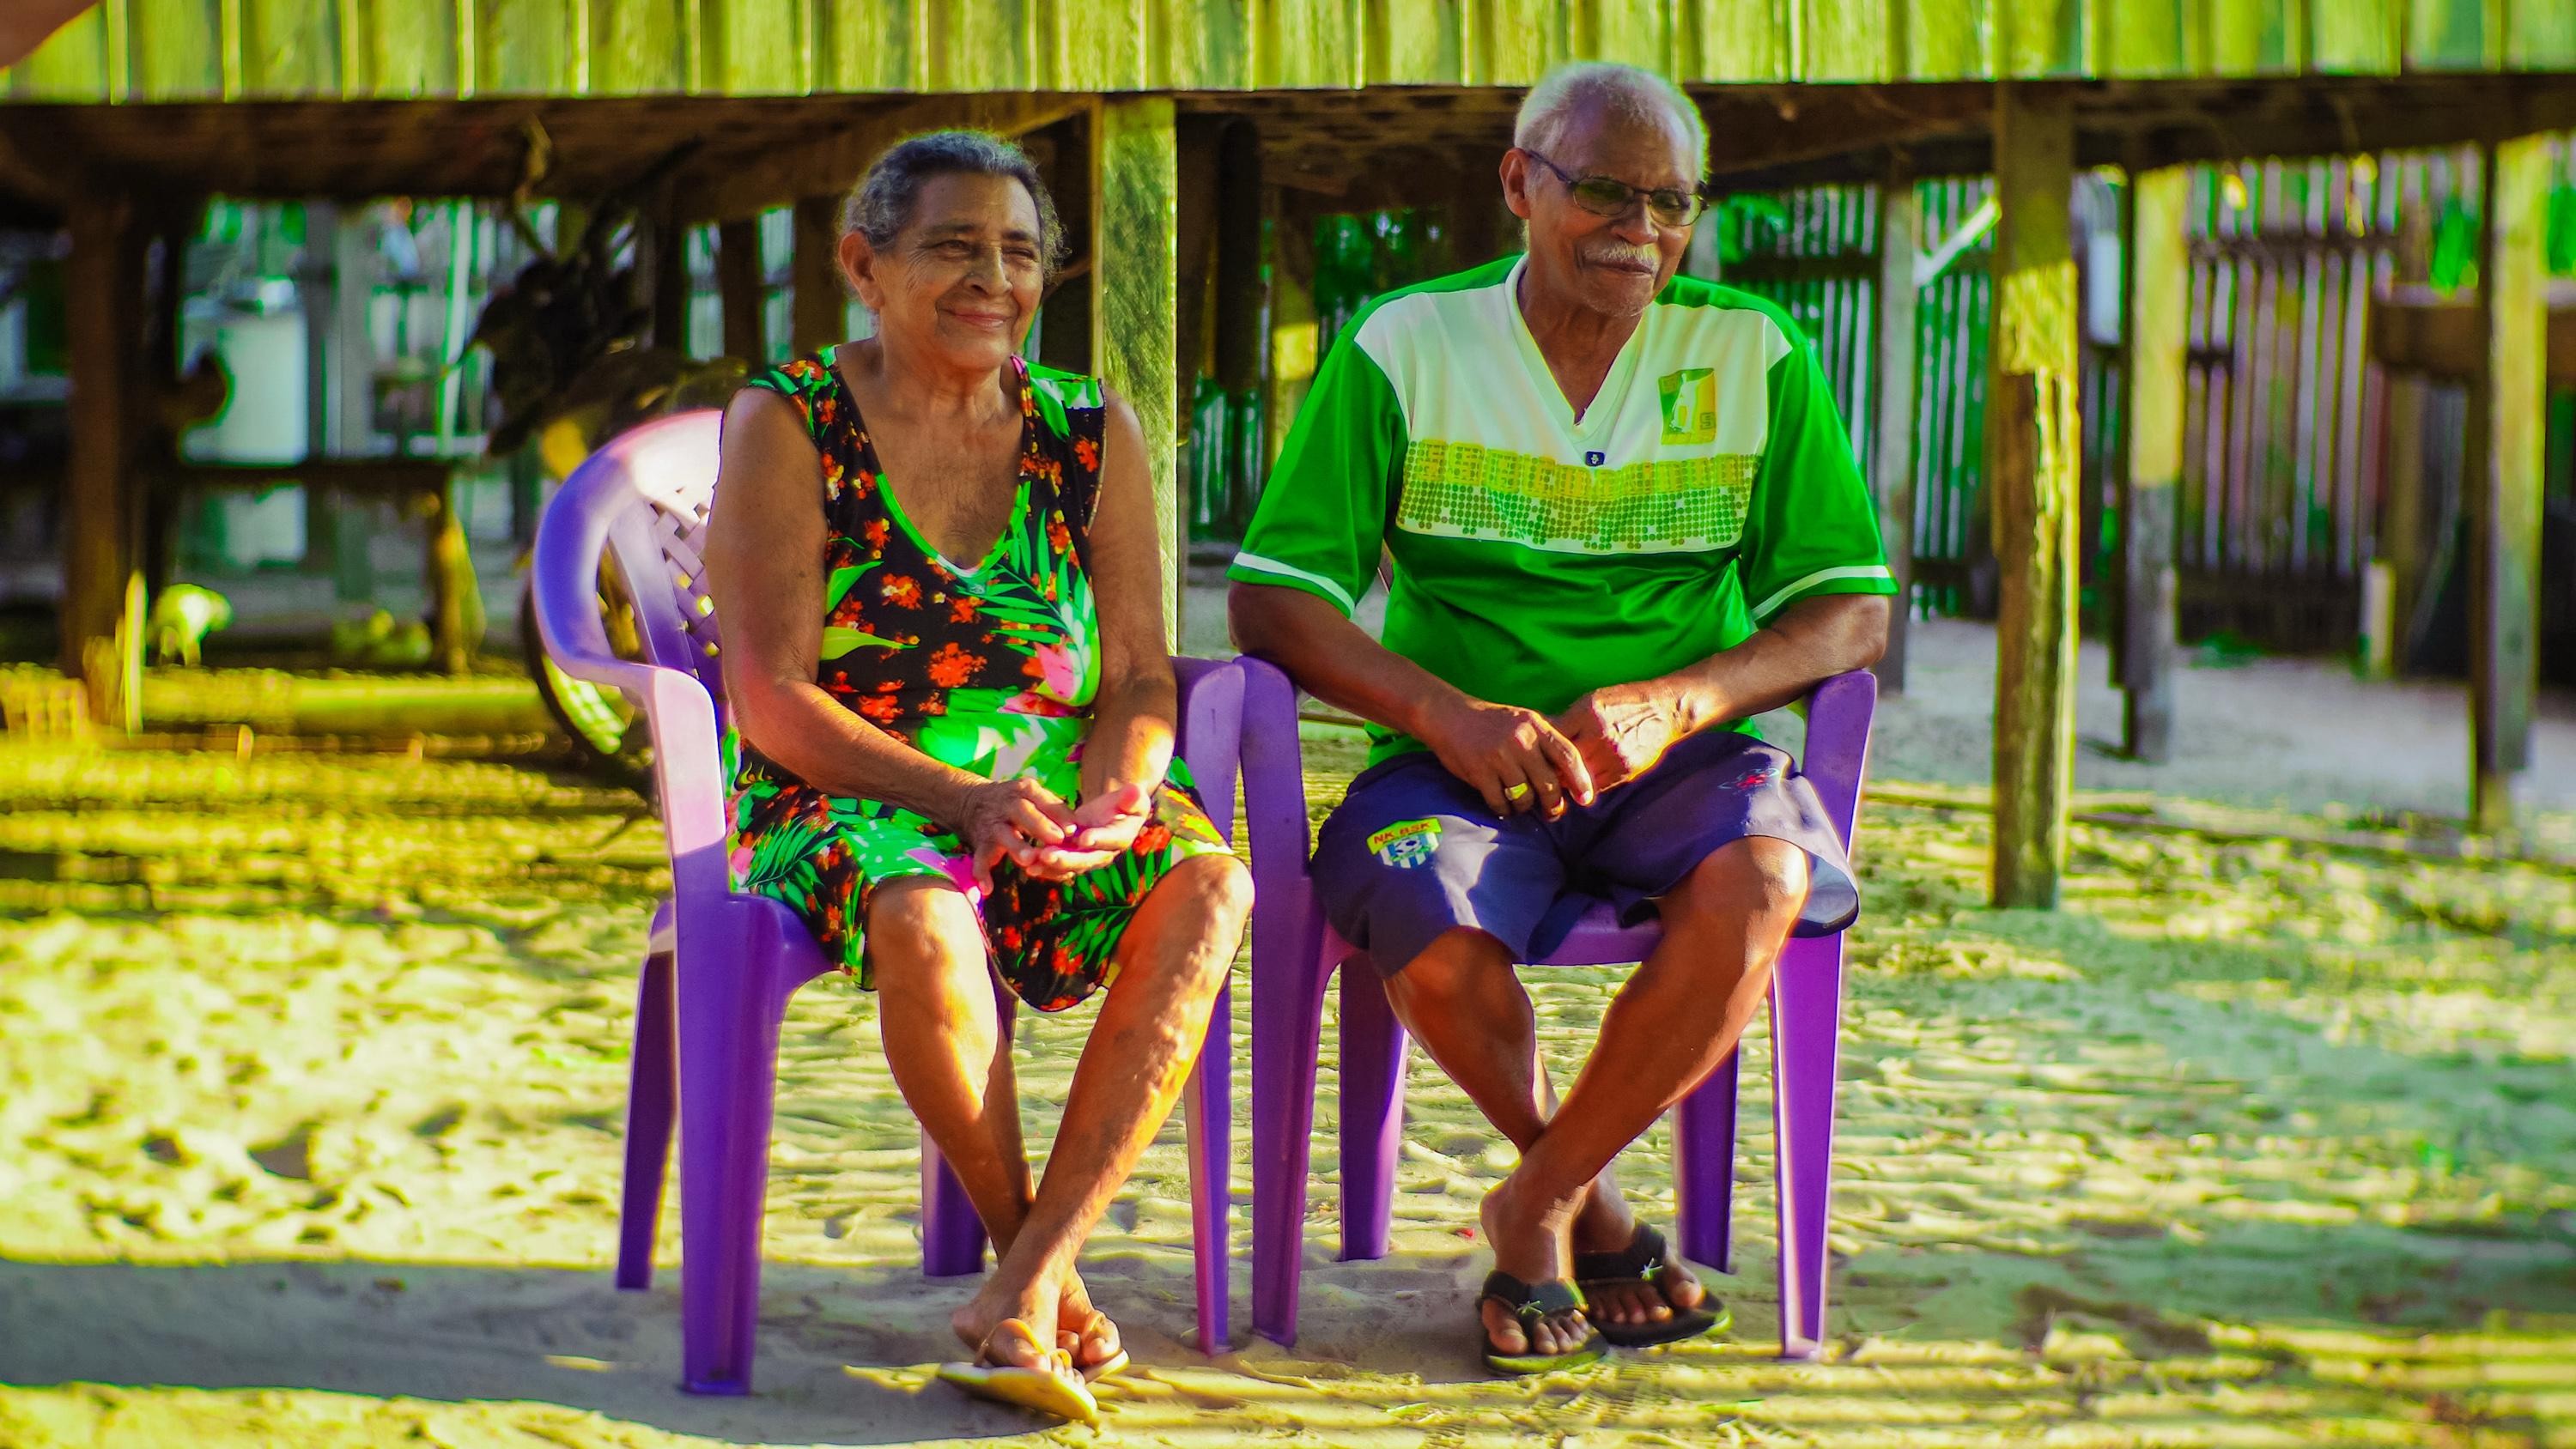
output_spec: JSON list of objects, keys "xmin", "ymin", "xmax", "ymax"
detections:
[{"xmin": 962, "ymin": 779, "xmax": 1154, "ymax": 888}]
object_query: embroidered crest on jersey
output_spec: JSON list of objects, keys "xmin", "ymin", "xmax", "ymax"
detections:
[
  {"xmin": 1659, "ymin": 367, "xmax": 1718, "ymax": 444},
  {"xmin": 1366, "ymin": 817, "xmax": 1443, "ymax": 869}
]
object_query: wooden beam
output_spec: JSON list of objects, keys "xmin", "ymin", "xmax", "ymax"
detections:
[
  {"xmin": 685, "ymin": 94, "xmax": 1092, "ymax": 224},
  {"xmin": 2368, "ymin": 282, "xmax": 2576, "ymax": 384},
  {"xmin": 1871, "ymin": 173, "xmax": 1920, "ymax": 694},
  {"xmin": 790, "ymin": 195, "xmax": 843, "ymax": 357},
  {"xmin": 2118, "ymin": 165, "xmax": 2187, "ymax": 764},
  {"xmin": 716, "ymin": 217, "xmax": 764, "ymax": 366},
  {"xmin": 1098, "ymin": 96, "xmax": 1182, "ymax": 646},
  {"xmin": 61, "ymin": 194, "xmax": 143, "ymax": 729},
  {"xmin": 2466, "ymin": 134, "xmax": 2550, "ymax": 835},
  {"xmin": 1986, "ymin": 84, "xmax": 2081, "ymax": 911}
]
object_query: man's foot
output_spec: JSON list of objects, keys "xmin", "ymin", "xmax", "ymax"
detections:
[
  {"xmin": 1477, "ymin": 1174, "xmax": 1595, "ymax": 1363},
  {"xmin": 1570, "ymin": 1184, "xmax": 1709, "ymax": 1331}
]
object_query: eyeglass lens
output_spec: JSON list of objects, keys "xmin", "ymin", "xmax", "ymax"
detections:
[{"xmin": 1569, "ymin": 176, "xmax": 1703, "ymax": 226}]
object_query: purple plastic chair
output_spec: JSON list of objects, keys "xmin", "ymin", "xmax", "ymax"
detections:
[
  {"xmin": 1240, "ymin": 656, "xmax": 1875, "ymax": 1360},
  {"xmin": 531, "ymin": 409, "xmax": 1240, "ymax": 1395}
]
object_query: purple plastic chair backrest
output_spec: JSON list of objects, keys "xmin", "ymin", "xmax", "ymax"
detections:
[{"xmin": 568, "ymin": 410, "xmax": 729, "ymax": 712}]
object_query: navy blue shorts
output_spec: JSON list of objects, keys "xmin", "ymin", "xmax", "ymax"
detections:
[{"xmin": 1311, "ymin": 727, "xmax": 1860, "ymax": 978}]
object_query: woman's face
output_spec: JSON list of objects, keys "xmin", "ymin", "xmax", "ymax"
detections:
[{"xmin": 843, "ymin": 172, "xmax": 1047, "ymax": 373}]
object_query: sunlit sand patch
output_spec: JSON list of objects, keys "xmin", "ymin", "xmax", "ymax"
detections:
[{"xmin": 2, "ymin": 739, "xmax": 2573, "ymax": 1446}]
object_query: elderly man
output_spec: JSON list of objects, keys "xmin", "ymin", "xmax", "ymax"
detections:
[{"xmin": 1227, "ymin": 62, "xmax": 1893, "ymax": 1374}]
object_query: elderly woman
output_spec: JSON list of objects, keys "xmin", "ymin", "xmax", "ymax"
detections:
[{"xmin": 702, "ymin": 130, "xmax": 1250, "ymax": 1417}]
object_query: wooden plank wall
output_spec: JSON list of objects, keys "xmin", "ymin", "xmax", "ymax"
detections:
[{"xmin": 11, "ymin": 0, "xmax": 2575, "ymax": 102}]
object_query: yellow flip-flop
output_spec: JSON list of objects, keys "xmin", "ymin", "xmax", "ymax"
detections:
[
  {"xmin": 937, "ymin": 1327, "xmax": 1101, "ymax": 1425},
  {"xmin": 935, "ymin": 1360, "xmax": 1101, "ymax": 1424}
]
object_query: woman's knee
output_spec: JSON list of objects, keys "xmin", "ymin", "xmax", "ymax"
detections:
[
  {"xmin": 867, "ymin": 878, "xmax": 987, "ymax": 981},
  {"xmin": 1141, "ymin": 854, "xmax": 1252, "ymax": 986}
]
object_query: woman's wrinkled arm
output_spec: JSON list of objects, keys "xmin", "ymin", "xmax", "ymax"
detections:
[
  {"xmin": 1075, "ymin": 393, "xmax": 1180, "ymax": 815},
  {"xmin": 703, "ymin": 389, "xmax": 985, "ymax": 824}
]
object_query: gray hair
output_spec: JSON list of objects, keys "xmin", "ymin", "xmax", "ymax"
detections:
[
  {"xmin": 839, "ymin": 130, "xmax": 1066, "ymax": 275},
  {"xmin": 1512, "ymin": 62, "xmax": 1707, "ymax": 168}
]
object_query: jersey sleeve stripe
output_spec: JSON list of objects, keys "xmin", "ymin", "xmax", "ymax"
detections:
[
  {"xmin": 1230, "ymin": 551, "xmax": 1361, "ymax": 615},
  {"xmin": 1748, "ymin": 563, "xmax": 1895, "ymax": 621}
]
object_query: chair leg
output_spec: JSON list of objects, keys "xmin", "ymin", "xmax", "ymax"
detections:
[
  {"xmin": 1252, "ymin": 928, "xmax": 1334, "ymax": 1346},
  {"xmin": 1337, "ymin": 961, "xmax": 1407, "ymax": 1264},
  {"xmin": 1674, "ymin": 1047, "xmax": 1741, "ymax": 1276},
  {"xmin": 617, "ymin": 944, "xmax": 677, "ymax": 1291},
  {"xmin": 922, "ymin": 977, "xmax": 1018, "ymax": 1278},
  {"xmin": 1769, "ymin": 934, "xmax": 1847, "ymax": 1361},
  {"xmin": 1183, "ymin": 979, "xmax": 1232, "ymax": 1354},
  {"xmin": 677, "ymin": 907, "xmax": 796, "ymax": 1396}
]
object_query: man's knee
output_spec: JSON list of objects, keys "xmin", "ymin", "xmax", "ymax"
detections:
[
  {"xmin": 1671, "ymin": 837, "xmax": 1810, "ymax": 928},
  {"xmin": 1385, "ymin": 926, "xmax": 1515, "ymax": 1007}
]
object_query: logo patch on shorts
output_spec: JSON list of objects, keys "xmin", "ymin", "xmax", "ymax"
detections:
[{"xmin": 1366, "ymin": 817, "xmax": 1443, "ymax": 870}]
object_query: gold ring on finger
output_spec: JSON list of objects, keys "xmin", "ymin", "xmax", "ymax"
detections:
[{"xmin": 1504, "ymin": 782, "xmax": 1534, "ymax": 802}]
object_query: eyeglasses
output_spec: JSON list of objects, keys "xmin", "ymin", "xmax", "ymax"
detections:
[{"xmin": 1518, "ymin": 149, "xmax": 1710, "ymax": 227}]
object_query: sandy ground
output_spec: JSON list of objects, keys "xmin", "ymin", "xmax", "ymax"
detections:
[{"xmin": 2, "ymin": 715, "xmax": 2573, "ymax": 1447}]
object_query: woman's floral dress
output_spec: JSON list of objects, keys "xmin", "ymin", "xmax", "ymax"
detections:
[{"xmin": 723, "ymin": 353, "xmax": 1230, "ymax": 1012}]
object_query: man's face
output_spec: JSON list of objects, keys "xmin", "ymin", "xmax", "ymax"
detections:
[{"xmin": 1503, "ymin": 106, "xmax": 1700, "ymax": 321}]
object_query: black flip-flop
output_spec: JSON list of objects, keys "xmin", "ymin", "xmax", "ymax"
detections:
[
  {"xmin": 1479, "ymin": 1270, "xmax": 1607, "ymax": 1376},
  {"xmin": 1573, "ymin": 1223, "xmax": 1728, "ymax": 1349}
]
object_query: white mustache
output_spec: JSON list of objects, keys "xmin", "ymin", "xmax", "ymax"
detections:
[{"xmin": 1579, "ymin": 245, "xmax": 1659, "ymax": 269}]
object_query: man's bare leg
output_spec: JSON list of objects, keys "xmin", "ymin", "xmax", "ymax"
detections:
[
  {"xmin": 951, "ymin": 854, "xmax": 1250, "ymax": 1369},
  {"xmin": 1383, "ymin": 929, "xmax": 1709, "ymax": 1355},
  {"xmin": 1473, "ymin": 839, "xmax": 1807, "ymax": 1355}
]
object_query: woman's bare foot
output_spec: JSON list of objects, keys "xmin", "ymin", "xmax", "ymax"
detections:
[
  {"xmin": 1569, "ymin": 1181, "xmax": 1706, "ymax": 1330},
  {"xmin": 1478, "ymin": 1173, "xmax": 1590, "ymax": 1358}
]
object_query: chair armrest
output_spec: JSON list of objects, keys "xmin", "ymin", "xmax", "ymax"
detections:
[
  {"xmin": 1234, "ymin": 656, "xmax": 1315, "ymax": 881},
  {"xmin": 1171, "ymin": 656, "xmax": 1244, "ymax": 839},
  {"xmin": 1799, "ymin": 670, "xmax": 1879, "ymax": 854}
]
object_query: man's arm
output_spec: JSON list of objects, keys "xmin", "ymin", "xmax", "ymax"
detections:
[
  {"xmin": 1554, "ymin": 594, "xmax": 1887, "ymax": 789},
  {"xmin": 1230, "ymin": 582, "xmax": 1595, "ymax": 819}
]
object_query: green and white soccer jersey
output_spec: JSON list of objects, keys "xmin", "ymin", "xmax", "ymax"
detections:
[{"xmin": 1230, "ymin": 253, "xmax": 1895, "ymax": 767}]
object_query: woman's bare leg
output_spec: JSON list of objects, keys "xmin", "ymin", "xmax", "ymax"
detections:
[
  {"xmin": 952, "ymin": 853, "xmax": 1250, "ymax": 1364},
  {"xmin": 869, "ymin": 878, "xmax": 1053, "ymax": 1364}
]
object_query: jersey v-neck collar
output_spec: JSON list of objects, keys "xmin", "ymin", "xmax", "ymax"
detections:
[{"xmin": 1498, "ymin": 254, "xmax": 1652, "ymax": 446}]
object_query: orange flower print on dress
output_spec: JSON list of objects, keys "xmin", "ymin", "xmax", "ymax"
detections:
[
  {"xmin": 950, "ymin": 596, "xmax": 981, "ymax": 623},
  {"xmin": 1072, "ymin": 434, "xmax": 1100, "ymax": 471},
  {"xmin": 820, "ymin": 451, "xmax": 847, "ymax": 497},
  {"xmin": 881, "ymin": 574, "xmax": 922, "ymax": 609},
  {"xmin": 927, "ymin": 642, "xmax": 984, "ymax": 688},
  {"xmin": 864, "ymin": 518, "xmax": 890, "ymax": 549},
  {"xmin": 1046, "ymin": 515, "xmax": 1073, "ymax": 557}
]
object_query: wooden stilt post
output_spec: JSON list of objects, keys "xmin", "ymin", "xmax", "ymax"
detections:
[
  {"xmin": 790, "ymin": 196, "xmax": 843, "ymax": 356},
  {"xmin": 1987, "ymin": 84, "xmax": 2081, "ymax": 910},
  {"xmin": 717, "ymin": 217, "xmax": 765, "ymax": 365},
  {"xmin": 648, "ymin": 209, "xmax": 690, "ymax": 353},
  {"xmin": 63, "ymin": 194, "xmax": 144, "ymax": 728},
  {"xmin": 1098, "ymin": 96, "xmax": 1182, "ymax": 645},
  {"xmin": 426, "ymin": 476, "xmax": 473, "ymax": 676},
  {"xmin": 2119, "ymin": 165, "xmax": 2187, "ymax": 763},
  {"xmin": 1871, "ymin": 171, "xmax": 1920, "ymax": 693},
  {"xmin": 1212, "ymin": 122, "xmax": 1267, "ymax": 397},
  {"xmin": 2379, "ymin": 203, "xmax": 2434, "ymax": 669},
  {"xmin": 2466, "ymin": 134, "xmax": 2549, "ymax": 834},
  {"xmin": 1262, "ymin": 192, "xmax": 1317, "ymax": 476}
]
